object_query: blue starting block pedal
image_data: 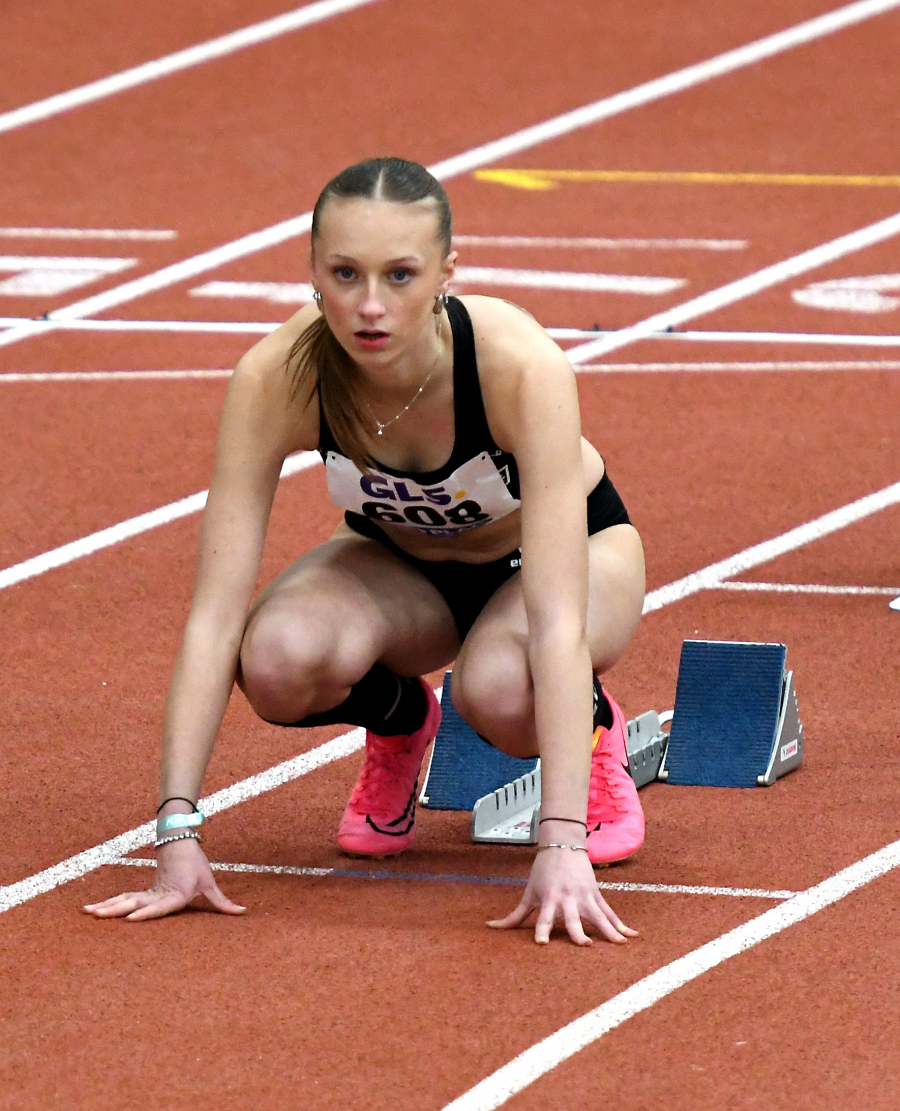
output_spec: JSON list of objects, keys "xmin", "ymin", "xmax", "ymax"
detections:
[
  {"xmin": 419, "ymin": 672, "xmax": 671, "ymax": 844},
  {"xmin": 419, "ymin": 672, "xmax": 539, "ymax": 811},
  {"xmin": 659, "ymin": 640, "xmax": 804, "ymax": 788}
]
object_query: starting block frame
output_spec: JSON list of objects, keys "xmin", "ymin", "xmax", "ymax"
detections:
[
  {"xmin": 429, "ymin": 639, "xmax": 805, "ymax": 847},
  {"xmin": 470, "ymin": 708, "xmax": 672, "ymax": 845},
  {"xmin": 658, "ymin": 641, "xmax": 804, "ymax": 789}
]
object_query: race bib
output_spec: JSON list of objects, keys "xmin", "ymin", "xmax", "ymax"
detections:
[{"xmin": 325, "ymin": 450, "xmax": 521, "ymax": 538}]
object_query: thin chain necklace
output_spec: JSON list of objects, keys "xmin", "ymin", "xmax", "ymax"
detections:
[{"xmin": 362, "ymin": 349, "xmax": 442, "ymax": 437}]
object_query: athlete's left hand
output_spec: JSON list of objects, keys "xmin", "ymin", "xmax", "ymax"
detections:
[{"xmin": 487, "ymin": 846, "xmax": 638, "ymax": 945}]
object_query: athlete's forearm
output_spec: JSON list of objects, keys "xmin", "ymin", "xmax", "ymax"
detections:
[
  {"xmin": 158, "ymin": 612, "xmax": 246, "ymax": 804},
  {"xmin": 528, "ymin": 626, "xmax": 594, "ymax": 821}
]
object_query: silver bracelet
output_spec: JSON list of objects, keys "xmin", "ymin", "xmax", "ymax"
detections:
[
  {"xmin": 537, "ymin": 842, "xmax": 588, "ymax": 853},
  {"xmin": 154, "ymin": 830, "xmax": 203, "ymax": 850}
]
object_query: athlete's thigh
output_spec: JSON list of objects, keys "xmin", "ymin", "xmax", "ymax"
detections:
[
  {"xmin": 458, "ymin": 524, "xmax": 645, "ymax": 674},
  {"xmin": 249, "ymin": 529, "xmax": 461, "ymax": 674}
]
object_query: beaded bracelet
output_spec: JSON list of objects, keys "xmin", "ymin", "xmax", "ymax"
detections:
[
  {"xmin": 537, "ymin": 843, "xmax": 589, "ymax": 853},
  {"xmin": 154, "ymin": 830, "xmax": 203, "ymax": 850}
]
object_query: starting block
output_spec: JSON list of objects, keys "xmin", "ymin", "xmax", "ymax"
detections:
[
  {"xmin": 659, "ymin": 640, "xmax": 804, "ymax": 788},
  {"xmin": 419, "ymin": 671, "xmax": 671, "ymax": 844}
]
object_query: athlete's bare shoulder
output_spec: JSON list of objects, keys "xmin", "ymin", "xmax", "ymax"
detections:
[
  {"xmin": 226, "ymin": 302, "xmax": 322, "ymax": 454},
  {"xmin": 235, "ymin": 302, "xmax": 321, "ymax": 384},
  {"xmin": 457, "ymin": 294, "xmax": 573, "ymax": 384}
]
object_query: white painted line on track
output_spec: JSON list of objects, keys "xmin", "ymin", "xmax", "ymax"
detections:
[
  {"xmin": 1, "ymin": 0, "xmax": 895, "ymax": 351},
  {"xmin": 712, "ymin": 581, "xmax": 900, "ymax": 595},
  {"xmin": 441, "ymin": 838, "xmax": 900, "ymax": 1111},
  {"xmin": 577, "ymin": 360, "xmax": 900, "ymax": 372},
  {"xmin": 190, "ymin": 280, "xmax": 316, "ymax": 303},
  {"xmin": 108, "ymin": 858, "xmax": 799, "ymax": 899},
  {"xmin": 6, "ymin": 361, "xmax": 897, "ymax": 381},
  {"xmin": 0, "ymin": 0, "xmax": 383, "ymax": 137},
  {"xmin": 3, "ymin": 316, "xmax": 900, "ymax": 350},
  {"xmin": 592, "ymin": 329, "xmax": 900, "ymax": 347},
  {"xmin": 2, "ymin": 479, "xmax": 899, "ymax": 915},
  {"xmin": 643, "ymin": 480, "xmax": 900, "ymax": 614},
  {"xmin": 0, "ymin": 370, "xmax": 232, "ymax": 382},
  {"xmin": 0, "ymin": 317, "xmax": 277, "ymax": 334},
  {"xmin": 452, "ymin": 236, "xmax": 747, "ymax": 251},
  {"xmin": 0, "ymin": 451, "xmax": 320, "ymax": 593},
  {"xmin": 453, "ymin": 267, "xmax": 685, "ymax": 294},
  {"xmin": 0, "ymin": 728, "xmax": 366, "ymax": 916},
  {"xmin": 567, "ymin": 209, "xmax": 900, "ymax": 364},
  {"xmin": 0, "ymin": 228, "xmax": 176, "ymax": 241}
]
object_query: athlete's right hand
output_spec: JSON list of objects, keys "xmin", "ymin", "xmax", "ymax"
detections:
[{"xmin": 83, "ymin": 838, "xmax": 246, "ymax": 921}]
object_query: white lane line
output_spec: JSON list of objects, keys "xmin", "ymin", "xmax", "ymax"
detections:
[
  {"xmin": 0, "ymin": 255, "xmax": 137, "ymax": 297},
  {"xmin": 566, "ymin": 209, "xmax": 900, "ymax": 364},
  {"xmin": 0, "ymin": 728, "xmax": 365, "ymax": 916},
  {"xmin": 441, "ymin": 838, "xmax": 900, "ymax": 1111},
  {"xmin": 190, "ymin": 280, "xmax": 316, "ymax": 303},
  {"xmin": 712, "ymin": 581, "xmax": 900, "ymax": 595},
  {"xmin": 452, "ymin": 236, "xmax": 747, "ymax": 251},
  {"xmin": 643, "ymin": 480, "xmax": 900, "ymax": 614},
  {"xmin": 0, "ymin": 0, "xmax": 383, "ymax": 137},
  {"xmin": 0, "ymin": 317, "xmax": 277, "ymax": 334},
  {"xmin": 108, "ymin": 859, "xmax": 798, "ymax": 899},
  {"xmin": 3, "ymin": 317, "xmax": 900, "ymax": 350},
  {"xmin": 576, "ymin": 360, "xmax": 900, "ymax": 372},
  {"xmin": 583, "ymin": 329, "xmax": 900, "ymax": 346},
  {"xmin": 0, "ymin": 228, "xmax": 176, "ymax": 241},
  {"xmin": 0, "ymin": 451, "xmax": 320, "ymax": 592},
  {"xmin": 2, "ymin": 478, "xmax": 899, "ymax": 915},
  {"xmin": 0, "ymin": 370, "xmax": 232, "ymax": 382},
  {"xmin": 452, "ymin": 267, "xmax": 685, "ymax": 294},
  {"xmin": 1, "ymin": 0, "xmax": 894, "ymax": 350},
  {"xmin": 596, "ymin": 881, "xmax": 797, "ymax": 899}
]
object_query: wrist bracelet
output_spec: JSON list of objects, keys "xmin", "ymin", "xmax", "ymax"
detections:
[
  {"xmin": 538, "ymin": 817, "xmax": 587, "ymax": 828},
  {"xmin": 159, "ymin": 811, "xmax": 205, "ymax": 833},
  {"xmin": 537, "ymin": 842, "xmax": 589, "ymax": 853},
  {"xmin": 156, "ymin": 796, "xmax": 199, "ymax": 815},
  {"xmin": 154, "ymin": 830, "xmax": 203, "ymax": 850}
]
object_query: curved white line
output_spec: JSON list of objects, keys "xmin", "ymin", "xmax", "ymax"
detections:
[{"xmin": 442, "ymin": 838, "xmax": 900, "ymax": 1110}]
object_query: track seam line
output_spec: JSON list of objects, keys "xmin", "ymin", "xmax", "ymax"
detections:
[
  {"xmin": 0, "ymin": 0, "xmax": 384, "ymax": 137},
  {"xmin": 440, "ymin": 839, "xmax": 900, "ymax": 1110},
  {"xmin": 2, "ymin": 478, "xmax": 899, "ymax": 914},
  {"xmin": 1, "ymin": 0, "xmax": 897, "ymax": 351}
]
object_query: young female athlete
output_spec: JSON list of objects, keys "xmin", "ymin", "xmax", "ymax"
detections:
[{"xmin": 84, "ymin": 157, "xmax": 646, "ymax": 946}]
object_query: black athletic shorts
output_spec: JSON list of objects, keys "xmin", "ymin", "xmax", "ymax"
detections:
[{"xmin": 344, "ymin": 470, "xmax": 631, "ymax": 640}]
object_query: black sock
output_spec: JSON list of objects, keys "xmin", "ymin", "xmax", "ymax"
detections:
[
  {"xmin": 292, "ymin": 663, "xmax": 427, "ymax": 736},
  {"xmin": 593, "ymin": 677, "xmax": 613, "ymax": 731}
]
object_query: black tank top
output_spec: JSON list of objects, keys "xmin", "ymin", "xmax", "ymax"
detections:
[{"xmin": 317, "ymin": 297, "xmax": 522, "ymax": 539}]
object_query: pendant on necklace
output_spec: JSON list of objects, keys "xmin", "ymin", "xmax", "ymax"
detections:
[{"xmin": 376, "ymin": 427, "xmax": 384, "ymax": 436}]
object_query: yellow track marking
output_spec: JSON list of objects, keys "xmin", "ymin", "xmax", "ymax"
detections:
[{"xmin": 474, "ymin": 168, "xmax": 900, "ymax": 190}]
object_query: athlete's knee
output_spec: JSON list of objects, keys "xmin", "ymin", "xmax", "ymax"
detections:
[
  {"xmin": 451, "ymin": 638, "xmax": 534, "ymax": 742},
  {"xmin": 239, "ymin": 602, "xmax": 376, "ymax": 718}
]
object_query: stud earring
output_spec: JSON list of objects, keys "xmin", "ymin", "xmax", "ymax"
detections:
[{"xmin": 313, "ymin": 289, "xmax": 322, "ymax": 304}]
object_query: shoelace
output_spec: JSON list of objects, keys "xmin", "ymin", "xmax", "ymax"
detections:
[
  {"xmin": 588, "ymin": 732, "xmax": 630, "ymax": 823},
  {"xmin": 350, "ymin": 736, "xmax": 418, "ymax": 809}
]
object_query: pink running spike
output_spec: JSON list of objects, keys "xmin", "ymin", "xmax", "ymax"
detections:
[
  {"xmin": 338, "ymin": 679, "xmax": 442, "ymax": 857},
  {"xmin": 586, "ymin": 692, "xmax": 645, "ymax": 865}
]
